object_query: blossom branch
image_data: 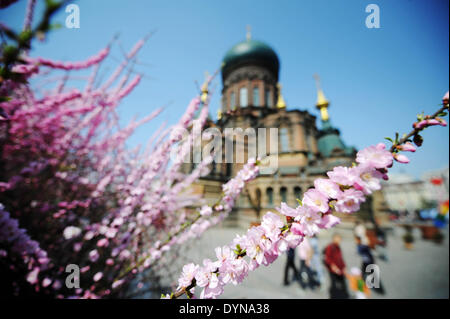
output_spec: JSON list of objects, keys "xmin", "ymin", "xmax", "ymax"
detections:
[{"xmin": 166, "ymin": 93, "xmax": 449, "ymax": 299}]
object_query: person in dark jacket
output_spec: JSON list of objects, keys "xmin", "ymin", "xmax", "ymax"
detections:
[
  {"xmin": 324, "ymin": 233, "xmax": 349, "ymax": 299},
  {"xmin": 283, "ymin": 248, "xmax": 298, "ymax": 286},
  {"xmin": 355, "ymin": 236, "xmax": 385, "ymax": 295}
]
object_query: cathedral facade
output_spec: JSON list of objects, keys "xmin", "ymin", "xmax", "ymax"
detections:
[{"xmin": 186, "ymin": 36, "xmax": 387, "ymax": 227}]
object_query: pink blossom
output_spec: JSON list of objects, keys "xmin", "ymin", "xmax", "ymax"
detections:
[
  {"xmin": 237, "ymin": 159, "xmax": 260, "ymax": 182},
  {"xmin": 260, "ymin": 212, "xmax": 283, "ymax": 242},
  {"xmin": 195, "ymin": 259, "xmax": 220, "ymax": 288},
  {"xmin": 52, "ymin": 280, "xmax": 62, "ymax": 290},
  {"xmin": 242, "ymin": 227, "xmax": 265, "ymax": 265},
  {"xmin": 199, "ymin": 205, "xmax": 213, "ymax": 217},
  {"xmin": 63, "ymin": 226, "xmax": 81, "ymax": 240},
  {"xmin": 276, "ymin": 202, "xmax": 300, "ymax": 219},
  {"xmin": 275, "ymin": 232, "xmax": 303, "ymax": 253},
  {"xmin": 81, "ymin": 266, "xmax": 90, "ymax": 273},
  {"xmin": 93, "ymin": 272, "xmax": 103, "ymax": 282},
  {"xmin": 89, "ymin": 249, "xmax": 99, "ymax": 262},
  {"xmin": 292, "ymin": 205, "xmax": 322, "ymax": 237},
  {"xmin": 26, "ymin": 267, "xmax": 39, "ymax": 284},
  {"xmin": 353, "ymin": 165, "xmax": 384, "ymax": 195},
  {"xmin": 398, "ymin": 142, "xmax": 416, "ymax": 152},
  {"xmin": 335, "ymin": 189, "xmax": 366, "ymax": 214},
  {"xmin": 302, "ymin": 189, "xmax": 330, "ymax": 213},
  {"xmin": 215, "ymin": 245, "xmax": 234, "ymax": 264},
  {"xmin": 356, "ymin": 143, "xmax": 393, "ymax": 169},
  {"xmin": 393, "ymin": 153, "xmax": 410, "ymax": 164},
  {"xmin": 11, "ymin": 63, "xmax": 39, "ymax": 75},
  {"xmin": 219, "ymin": 257, "xmax": 248, "ymax": 286},
  {"xmin": 327, "ymin": 166, "xmax": 358, "ymax": 186},
  {"xmin": 414, "ymin": 118, "xmax": 447, "ymax": 129},
  {"xmin": 97, "ymin": 238, "xmax": 109, "ymax": 247},
  {"xmin": 112, "ymin": 280, "xmax": 124, "ymax": 289},
  {"xmin": 73, "ymin": 242, "xmax": 82, "ymax": 252},
  {"xmin": 318, "ymin": 213, "xmax": 341, "ymax": 229},
  {"xmin": 314, "ymin": 178, "xmax": 342, "ymax": 199},
  {"xmin": 42, "ymin": 278, "xmax": 52, "ymax": 287},
  {"xmin": 25, "ymin": 47, "xmax": 110, "ymax": 70},
  {"xmin": 178, "ymin": 263, "xmax": 199, "ymax": 288}
]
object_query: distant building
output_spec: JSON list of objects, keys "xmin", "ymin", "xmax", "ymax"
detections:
[
  {"xmin": 184, "ymin": 34, "xmax": 388, "ymax": 227},
  {"xmin": 382, "ymin": 167, "xmax": 449, "ymax": 214}
]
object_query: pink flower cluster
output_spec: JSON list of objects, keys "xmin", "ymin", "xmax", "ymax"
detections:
[
  {"xmin": 23, "ymin": 47, "xmax": 110, "ymax": 71},
  {"xmin": 130, "ymin": 158, "xmax": 260, "ymax": 276},
  {"xmin": 2, "ymin": 32, "xmax": 251, "ymax": 298},
  {"xmin": 0, "ymin": 204, "xmax": 50, "ymax": 286},
  {"xmin": 413, "ymin": 118, "xmax": 447, "ymax": 130}
]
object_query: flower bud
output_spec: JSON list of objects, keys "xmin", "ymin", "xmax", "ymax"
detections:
[{"xmin": 393, "ymin": 153, "xmax": 410, "ymax": 164}]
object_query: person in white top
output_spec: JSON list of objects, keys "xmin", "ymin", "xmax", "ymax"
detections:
[
  {"xmin": 354, "ymin": 220, "xmax": 369, "ymax": 246},
  {"xmin": 296, "ymin": 237, "xmax": 320, "ymax": 289}
]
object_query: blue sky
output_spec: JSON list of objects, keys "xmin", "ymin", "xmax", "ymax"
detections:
[{"xmin": 1, "ymin": 0, "xmax": 449, "ymax": 178}]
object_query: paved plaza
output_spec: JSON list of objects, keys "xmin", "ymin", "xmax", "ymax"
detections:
[{"xmin": 185, "ymin": 223, "xmax": 449, "ymax": 299}]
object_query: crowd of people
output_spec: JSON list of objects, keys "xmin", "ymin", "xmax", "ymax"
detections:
[{"xmin": 283, "ymin": 220, "xmax": 388, "ymax": 299}]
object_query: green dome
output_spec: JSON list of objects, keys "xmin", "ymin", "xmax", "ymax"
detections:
[
  {"xmin": 317, "ymin": 120, "xmax": 355, "ymax": 158},
  {"xmin": 222, "ymin": 39, "xmax": 279, "ymax": 79}
]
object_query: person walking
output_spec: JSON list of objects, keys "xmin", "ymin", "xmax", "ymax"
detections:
[
  {"xmin": 297, "ymin": 237, "xmax": 319, "ymax": 289},
  {"xmin": 283, "ymin": 247, "xmax": 298, "ymax": 286},
  {"xmin": 309, "ymin": 235, "xmax": 324, "ymax": 289},
  {"xmin": 324, "ymin": 233, "xmax": 349, "ymax": 299},
  {"xmin": 355, "ymin": 236, "xmax": 385, "ymax": 295},
  {"xmin": 375, "ymin": 225, "xmax": 388, "ymax": 262},
  {"xmin": 354, "ymin": 220, "xmax": 369, "ymax": 246}
]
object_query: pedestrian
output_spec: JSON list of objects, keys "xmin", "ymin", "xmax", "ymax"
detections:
[
  {"xmin": 309, "ymin": 235, "xmax": 324, "ymax": 289},
  {"xmin": 355, "ymin": 236, "xmax": 385, "ymax": 295},
  {"xmin": 354, "ymin": 220, "xmax": 369, "ymax": 246},
  {"xmin": 375, "ymin": 225, "xmax": 388, "ymax": 262},
  {"xmin": 297, "ymin": 237, "xmax": 319, "ymax": 289},
  {"xmin": 324, "ymin": 233, "xmax": 349, "ymax": 299},
  {"xmin": 283, "ymin": 247, "xmax": 298, "ymax": 286}
]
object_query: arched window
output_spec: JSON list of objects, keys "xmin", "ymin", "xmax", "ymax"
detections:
[
  {"xmin": 280, "ymin": 128, "xmax": 289, "ymax": 152},
  {"xmin": 280, "ymin": 187, "xmax": 287, "ymax": 203},
  {"xmin": 294, "ymin": 186, "xmax": 302, "ymax": 201},
  {"xmin": 253, "ymin": 87, "xmax": 260, "ymax": 106},
  {"xmin": 255, "ymin": 188, "xmax": 261, "ymax": 207},
  {"xmin": 239, "ymin": 87, "xmax": 248, "ymax": 107},
  {"xmin": 266, "ymin": 187, "xmax": 274, "ymax": 206},
  {"xmin": 230, "ymin": 91, "xmax": 236, "ymax": 110},
  {"xmin": 265, "ymin": 88, "xmax": 272, "ymax": 107}
]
